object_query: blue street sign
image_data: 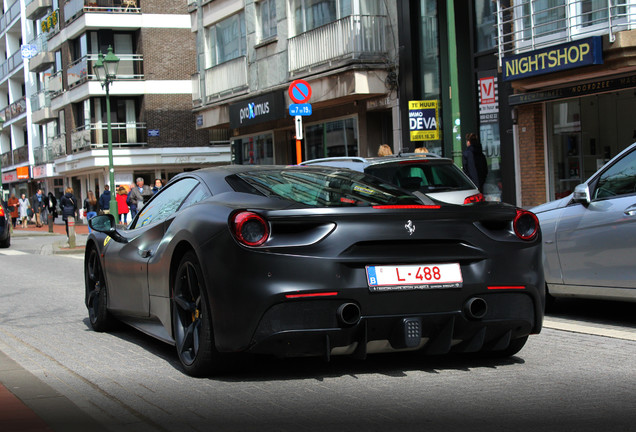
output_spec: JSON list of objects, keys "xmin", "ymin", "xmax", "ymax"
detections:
[
  {"xmin": 289, "ymin": 103, "xmax": 312, "ymax": 116},
  {"xmin": 148, "ymin": 129, "xmax": 160, "ymax": 137}
]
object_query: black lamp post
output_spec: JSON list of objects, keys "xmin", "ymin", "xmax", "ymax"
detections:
[{"xmin": 94, "ymin": 45, "xmax": 120, "ymax": 222}]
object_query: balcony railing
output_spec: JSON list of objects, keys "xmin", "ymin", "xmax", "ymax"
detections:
[
  {"xmin": 70, "ymin": 122, "xmax": 147, "ymax": 152},
  {"xmin": 67, "ymin": 54, "xmax": 144, "ymax": 88},
  {"xmin": 1, "ymin": 152, "xmax": 11, "ymax": 168},
  {"xmin": 51, "ymin": 133, "xmax": 67, "ymax": 157},
  {"xmin": 204, "ymin": 56, "xmax": 248, "ymax": 102},
  {"xmin": 192, "ymin": 72, "xmax": 202, "ymax": 106},
  {"xmin": 12, "ymin": 146, "xmax": 29, "ymax": 165},
  {"xmin": 288, "ymin": 14, "xmax": 388, "ymax": 72},
  {"xmin": 48, "ymin": 70, "xmax": 64, "ymax": 96},
  {"xmin": 0, "ymin": 50, "xmax": 25, "ymax": 82},
  {"xmin": 496, "ymin": 0, "xmax": 636, "ymax": 60},
  {"xmin": 31, "ymin": 90, "xmax": 52, "ymax": 112},
  {"xmin": 0, "ymin": 1, "xmax": 22, "ymax": 34},
  {"xmin": 33, "ymin": 146, "xmax": 55, "ymax": 165},
  {"xmin": 65, "ymin": 0, "xmax": 141, "ymax": 22},
  {"xmin": 3, "ymin": 97, "xmax": 27, "ymax": 123}
]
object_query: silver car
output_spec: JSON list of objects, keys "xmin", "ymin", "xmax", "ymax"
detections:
[
  {"xmin": 531, "ymin": 142, "xmax": 636, "ymax": 303},
  {"xmin": 300, "ymin": 154, "xmax": 483, "ymax": 205}
]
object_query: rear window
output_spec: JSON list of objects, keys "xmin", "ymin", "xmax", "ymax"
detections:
[
  {"xmin": 229, "ymin": 168, "xmax": 423, "ymax": 207},
  {"xmin": 366, "ymin": 161, "xmax": 475, "ymax": 193}
]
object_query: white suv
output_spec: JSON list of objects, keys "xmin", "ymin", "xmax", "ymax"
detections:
[{"xmin": 300, "ymin": 153, "xmax": 482, "ymax": 205}]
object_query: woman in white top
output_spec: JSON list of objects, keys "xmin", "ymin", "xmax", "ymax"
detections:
[{"xmin": 18, "ymin": 194, "xmax": 30, "ymax": 228}]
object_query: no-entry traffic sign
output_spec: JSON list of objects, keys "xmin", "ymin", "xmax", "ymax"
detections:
[{"xmin": 288, "ymin": 79, "xmax": 312, "ymax": 104}]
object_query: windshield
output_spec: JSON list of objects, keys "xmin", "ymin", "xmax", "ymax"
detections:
[
  {"xmin": 229, "ymin": 168, "xmax": 424, "ymax": 207},
  {"xmin": 366, "ymin": 161, "xmax": 475, "ymax": 193}
]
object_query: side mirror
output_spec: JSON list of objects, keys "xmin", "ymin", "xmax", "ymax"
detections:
[
  {"xmin": 88, "ymin": 214, "xmax": 128, "ymax": 244},
  {"xmin": 572, "ymin": 183, "xmax": 591, "ymax": 205}
]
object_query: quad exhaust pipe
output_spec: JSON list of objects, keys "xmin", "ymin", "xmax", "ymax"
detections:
[
  {"xmin": 337, "ymin": 303, "xmax": 361, "ymax": 326},
  {"xmin": 464, "ymin": 297, "xmax": 488, "ymax": 320}
]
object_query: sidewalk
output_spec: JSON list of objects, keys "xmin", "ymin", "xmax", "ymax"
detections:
[{"xmin": 10, "ymin": 221, "xmax": 88, "ymax": 254}]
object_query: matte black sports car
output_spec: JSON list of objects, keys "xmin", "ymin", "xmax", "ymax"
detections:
[{"xmin": 85, "ymin": 165, "xmax": 544, "ymax": 376}]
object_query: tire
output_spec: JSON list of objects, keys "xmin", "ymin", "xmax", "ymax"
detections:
[
  {"xmin": 85, "ymin": 246, "xmax": 114, "ymax": 332},
  {"xmin": 0, "ymin": 235, "xmax": 9, "ymax": 248},
  {"xmin": 172, "ymin": 251, "xmax": 221, "ymax": 377}
]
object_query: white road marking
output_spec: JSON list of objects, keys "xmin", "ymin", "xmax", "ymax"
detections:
[
  {"xmin": 0, "ymin": 249, "xmax": 29, "ymax": 255},
  {"xmin": 544, "ymin": 318, "xmax": 636, "ymax": 341}
]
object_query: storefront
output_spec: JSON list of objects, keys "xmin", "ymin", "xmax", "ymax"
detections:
[{"xmin": 1, "ymin": 166, "xmax": 31, "ymax": 199}]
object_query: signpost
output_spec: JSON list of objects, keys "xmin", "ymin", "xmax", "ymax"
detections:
[{"xmin": 288, "ymin": 80, "xmax": 312, "ymax": 164}]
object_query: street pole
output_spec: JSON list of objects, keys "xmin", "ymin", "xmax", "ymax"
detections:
[
  {"xmin": 105, "ymin": 82, "xmax": 118, "ymax": 222},
  {"xmin": 446, "ymin": 0, "xmax": 463, "ymax": 167}
]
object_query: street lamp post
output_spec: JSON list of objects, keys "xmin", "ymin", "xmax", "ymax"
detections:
[{"xmin": 94, "ymin": 46, "xmax": 120, "ymax": 223}]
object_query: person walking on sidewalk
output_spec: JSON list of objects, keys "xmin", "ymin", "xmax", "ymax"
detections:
[
  {"xmin": 7, "ymin": 194, "xmax": 19, "ymax": 229},
  {"xmin": 46, "ymin": 192, "xmax": 58, "ymax": 222},
  {"xmin": 98, "ymin": 185, "xmax": 111, "ymax": 214},
  {"xmin": 18, "ymin": 194, "xmax": 30, "ymax": 228},
  {"xmin": 116, "ymin": 186, "xmax": 130, "ymax": 225},
  {"xmin": 59, "ymin": 187, "xmax": 78, "ymax": 238},
  {"xmin": 30, "ymin": 189, "xmax": 46, "ymax": 227},
  {"xmin": 83, "ymin": 191, "xmax": 99, "ymax": 233},
  {"xmin": 127, "ymin": 177, "xmax": 152, "ymax": 220}
]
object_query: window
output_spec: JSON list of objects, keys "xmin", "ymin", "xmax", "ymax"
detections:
[
  {"xmin": 234, "ymin": 134, "xmax": 274, "ymax": 165},
  {"xmin": 257, "ymin": 0, "xmax": 277, "ymax": 41},
  {"xmin": 206, "ymin": 13, "xmax": 247, "ymax": 68},
  {"xmin": 180, "ymin": 184, "xmax": 212, "ymax": 210},
  {"xmin": 133, "ymin": 178, "xmax": 199, "ymax": 228},
  {"xmin": 305, "ymin": 118, "xmax": 358, "ymax": 160},
  {"xmin": 593, "ymin": 150, "xmax": 636, "ymax": 200},
  {"xmin": 474, "ymin": 0, "xmax": 497, "ymax": 51}
]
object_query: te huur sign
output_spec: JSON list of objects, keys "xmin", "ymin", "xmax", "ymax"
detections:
[
  {"xmin": 408, "ymin": 100, "xmax": 439, "ymax": 141},
  {"xmin": 502, "ymin": 36, "xmax": 603, "ymax": 82}
]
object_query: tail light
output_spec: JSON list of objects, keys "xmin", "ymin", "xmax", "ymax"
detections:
[
  {"xmin": 513, "ymin": 210, "xmax": 539, "ymax": 240},
  {"xmin": 232, "ymin": 211, "xmax": 269, "ymax": 246},
  {"xmin": 0, "ymin": 206, "xmax": 4, "ymax": 217},
  {"xmin": 463, "ymin": 193, "xmax": 484, "ymax": 204}
]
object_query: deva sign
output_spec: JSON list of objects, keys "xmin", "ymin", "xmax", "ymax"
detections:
[
  {"xmin": 408, "ymin": 100, "xmax": 439, "ymax": 141},
  {"xmin": 502, "ymin": 36, "xmax": 603, "ymax": 82}
]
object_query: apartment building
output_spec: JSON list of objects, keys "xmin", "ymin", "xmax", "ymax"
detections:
[
  {"xmin": 495, "ymin": 0, "xmax": 636, "ymax": 207},
  {"xmin": 1, "ymin": 0, "xmax": 228, "ymax": 205},
  {"xmin": 189, "ymin": 0, "xmax": 401, "ymax": 165}
]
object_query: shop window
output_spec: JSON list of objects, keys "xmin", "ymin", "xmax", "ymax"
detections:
[
  {"xmin": 305, "ymin": 118, "xmax": 358, "ymax": 160},
  {"xmin": 233, "ymin": 134, "xmax": 274, "ymax": 165}
]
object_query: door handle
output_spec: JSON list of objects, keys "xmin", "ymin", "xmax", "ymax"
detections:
[{"xmin": 624, "ymin": 205, "xmax": 636, "ymax": 216}]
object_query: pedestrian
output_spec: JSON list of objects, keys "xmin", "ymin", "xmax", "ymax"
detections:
[
  {"xmin": 59, "ymin": 187, "xmax": 78, "ymax": 238},
  {"xmin": 377, "ymin": 144, "xmax": 393, "ymax": 156},
  {"xmin": 152, "ymin": 178, "xmax": 163, "ymax": 194},
  {"xmin": 462, "ymin": 133, "xmax": 488, "ymax": 193},
  {"xmin": 46, "ymin": 192, "xmax": 58, "ymax": 222},
  {"xmin": 30, "ymin": 189, "xmax": 46, "ymax": 227},
  {"xmin": 7, "ymin": 194, "xmax": 19, "ymax": 228},
  {"xmin": 83, "ymin": 190, "xmax": 99, "ymax": 232},
  {"xmin": 127, "ymin": 177, "xmax": 152, "ymax": 219},
  {"xmin": 99, "ymin": 185, "xmax": 111, "ymax": 214},
  {"xmin": 116, "ymin": 186, "xmax": 130, "ymax": 225},
  {"xmin": 18, "ymin": 194, "xmax": 30, "ymax": 229}
]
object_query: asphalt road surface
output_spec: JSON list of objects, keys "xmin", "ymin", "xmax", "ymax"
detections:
[{"xmin": 1, "ymin": 233, "xmax": 634, "ymax": 432}]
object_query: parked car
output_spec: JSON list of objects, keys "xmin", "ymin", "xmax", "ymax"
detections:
[
  {"xmin": 0, "ymin": 200, "xmax": 10, "ymax": 248},
  {"xmin": 531, "ymin": 142, "xmax": 636, "ymax": 303},
  {"xmin": 300, "ymin": 153, "xmax": 483, "ymax": 205},
  {"xmin": 86, "ymin": 165, "xmax": 544, "ymax": 376}
]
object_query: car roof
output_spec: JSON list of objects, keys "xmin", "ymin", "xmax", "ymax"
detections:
[{"xmin": 300, "ymin": 153, "xmax": 450, "ymax": 171}]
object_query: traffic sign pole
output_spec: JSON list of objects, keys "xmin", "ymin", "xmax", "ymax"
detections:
[
  {"xmin": 289, "ymin": 80, "xmax": 312, "ymax": 165},
  {"xmin": 295, "ymin": 115, "xmax": 303, "ymax": 164}
]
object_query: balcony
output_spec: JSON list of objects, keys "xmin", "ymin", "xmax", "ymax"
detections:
[
  {"xmin": 65, "ymin": 0, "xmax": 141, "ymax": 23},
  {"xmin": 26, "ymin": 0, "xmax": 53, "ymax": 21},
  {"xmin": 288, "ymin": 15, "xmax": 388, "ymax": 73},
  {"xmin": 70, "ymin": 122, "xmax": 147, "ymax": 152},
  {"xmin": 51, "ymin": 133, "xmax": 67, "ymax": 158},
  {"xmin": 33, "ymin": 146, "xmax": 55, "ymax": 165},
  {"xmin": 203, "ymin": 56, "xmax": 248, "ymax": 102},
  {"xmin": 28, "ymin": 33, "xmax": 55, "ymax": 73},
  {"xmin": 12, "ymin": 146, "xmax": 29, "ymax": 165},
  {"xmin": 3, "ymin": 97, "xmax": 27, "ymax": 123},
  {"xmin": 1, "ymin": 152, "xmax": 11, "ymax": 168},
  {"xmin": 192, "ymin": 73, "xmax": 202, "ymax": 107},
  {"xmin": 31, "ymin": 91, "xmax": 56, "ymax": 124},
  {"xmin": 67, "ymin": 54, "xmax": 144, "ymax": 89},
  {"xmin": 496, "ymin": 0, "xmax": 636, "ymax": 59},
  {"xmin": 0, "ymin": 51, "xmax": 25, "ymax": 82},
  {"xmin": 0, "ymin": 1, "xmax": 21, "ymax": 35}
]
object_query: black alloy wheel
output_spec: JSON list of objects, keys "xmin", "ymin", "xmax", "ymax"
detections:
[
  {"xmin": 172, "ymin": 251, "xmax": 216, "ymax": 377},
  {"xmin": 85, "ymin": 246, "xmax": 113, "ymax": 331}
]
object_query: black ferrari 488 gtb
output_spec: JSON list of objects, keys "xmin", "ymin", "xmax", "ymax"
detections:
[{"xmin": 86, "ymin": 165, "xmax": 544, "ymax": 376}]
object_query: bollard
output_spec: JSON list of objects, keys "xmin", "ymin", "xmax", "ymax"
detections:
[
  {"xmin": 68, "ymin": 216, "xmax": 76, "ymax": 248},
  {"xmin": 48, "ymin": 213, "xmax": 54, "ymax": 233}
]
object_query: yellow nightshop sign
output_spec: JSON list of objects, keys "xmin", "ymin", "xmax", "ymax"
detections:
[{"xmin": 408, "ymin": 100, "xmax": 439, "ymax": 141}]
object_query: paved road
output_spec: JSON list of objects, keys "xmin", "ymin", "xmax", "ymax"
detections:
[{"xmin": 1, "ymin": 233, "xmax": 635, "ymax": 432}]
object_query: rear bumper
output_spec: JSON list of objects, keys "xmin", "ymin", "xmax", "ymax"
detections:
[{"xmin": 248, "ymin": 292, "xmax": 536, "ymax": 358}]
